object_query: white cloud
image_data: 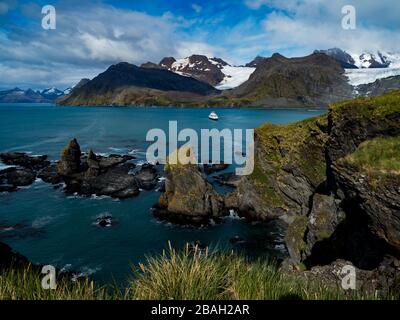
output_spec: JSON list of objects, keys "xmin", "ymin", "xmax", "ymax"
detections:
[
  {"xmin": 192, "ymin": 4, "xmax": 202, "ymax": 13},
  {"xmin": 0, "ymin": 3, "xmax": 219, "ymax": 89},
  {"xmin": 246, "ymin": 0, "xmax": 400, "ymax": 55}
]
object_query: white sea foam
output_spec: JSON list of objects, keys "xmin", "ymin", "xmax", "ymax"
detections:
[
  {"xmin": 0, "ymin": 162, "xmax": 14, "ymax": 171},
  {"xmin": 226, "ymin": 209, "xmax": 243, "ymax": 220},
  {"xmin": 71, "ymin": 266, "xmax": 102, "ymax": 282},
  {"xmin": 91, "ymin": 194, "xmax": 111, "ymax": 200},
  {"xmin": 32, "ymin": 216, "xmax": 54, "ymax": 228}
]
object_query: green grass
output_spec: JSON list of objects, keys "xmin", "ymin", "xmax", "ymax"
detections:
[
  {"xmin": 331, "ymin": 89, "xmax": 400, "ymax": 122},
  {"xmin": 345, "ymin": 136, "xmax": 400, "ymax": 174},
  {"xmin": 0, "ymin": 245, "xmax": 387, "ymax": 300},
  {"xmin": 0, "ymin": 265, "xmax": 113, "ymax": 300}
]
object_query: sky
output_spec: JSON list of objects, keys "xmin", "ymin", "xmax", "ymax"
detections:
[{"xmin": 1, "ymin": 0, "xmax": 400, "ymax": 90}]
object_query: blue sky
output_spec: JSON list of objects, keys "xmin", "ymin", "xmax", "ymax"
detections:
[{"xmin": 1, "ymin": 0, "xmax": 400, "ymax": 89}]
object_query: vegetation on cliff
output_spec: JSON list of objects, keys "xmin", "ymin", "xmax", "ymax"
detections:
[
  {"xmin": 344, "ymin": 136, "xmax": 400, "ymax": 174},
  {"xmin": 0, "ymin": 246, "xmax": 382, "ymax": 300}
]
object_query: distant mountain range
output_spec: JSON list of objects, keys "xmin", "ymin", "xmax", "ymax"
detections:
[
  {"xmin": 4, "ymin": 47, "xmax": 400, "ymax": 107},
  {"xmin": 0, "ymin": 87, "xmax": 72, "ymax": 103}
]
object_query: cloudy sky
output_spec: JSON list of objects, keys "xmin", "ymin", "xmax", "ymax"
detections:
[{"xmin": 1, "ymin": 0, "xmax": 400, "ymax": 90}]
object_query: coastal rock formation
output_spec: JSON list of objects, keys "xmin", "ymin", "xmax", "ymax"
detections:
[
  {"xmin": 0, "ymin": 152, "xmax": 52, "ymax": 191},
  {"xmin": 227, "ymin": 115, "xmax": 328, "ymax": 221},
  {"xmin": 53, "ymin": 139, "xmax": 141, "ymax": 199},
  {"xmin": 0, "ymin": 167, "xmax": 36, "ymax": 191},
  {"xmin": 0, "ymin": 152, "xmax": 49, "ymax": 170},
  {"xmin": 57, "ymin": 138, "xmax": 82, "ymax": 176},
  {"xmin": 134, "ymin": 163, "xmax": 159, "ymax": 190},
  {"xmin": 154, "ymin": 147, "xmax": 225, "ymax": 224}
]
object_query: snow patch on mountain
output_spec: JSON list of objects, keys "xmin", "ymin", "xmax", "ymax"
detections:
[
  {"xmin": 345, "ymin": 68, "xmax": 400, "ymax": 86},
  {"xmin": 216, "ymin": 65, "xmax": 256, "ymax": 90},
  {"xmin": 165, "ymin": 56, "xmax": 255, "ymax": 89},
  {"xmin": 350, "ymin": 51, "xmax": 400, "ymax": 69}
]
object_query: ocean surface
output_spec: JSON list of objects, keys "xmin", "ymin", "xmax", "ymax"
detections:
[{"xmin": 0, "ymin": 103, "xmax": 325, "ymax": 284}]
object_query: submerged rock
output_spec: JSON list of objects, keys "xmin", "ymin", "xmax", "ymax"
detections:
[{"xmin": 95, "ymin": 215, "xmax": 115, "ymax": 228}]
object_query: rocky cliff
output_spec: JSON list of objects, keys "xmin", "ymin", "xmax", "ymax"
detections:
[{"xmin": 232, "ymin": 90, "xmax": 400, "ymax": 270}]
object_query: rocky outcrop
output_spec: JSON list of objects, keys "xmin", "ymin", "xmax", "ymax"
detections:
[
  {"xmin": 57, "ymin": 138, "xmax": 82, "ymax": 176},
  {"xmin": 0, "ymin": 152, "xmax": 52, "ymax": 191},
  {"xmin": 154, "ymin": 147, "xmax": 225, "ymax": 224},
  {"xmin": 52, "ymin": 139, "xmax": 143, "ymax": 199},
  {"xmin": 227, "ymin": 116, "xmax": 329, "ymax": 221},
  {"xmin": 0, "ymin": 167, "xmax": 36, "ymax": 191},
  {"xmin": 134, "ymin": 163, "xmax": 159, "ymax": 190},
  {"xmin": 0, "ymin": 152, "xmax": 49, "ymax": 170}
]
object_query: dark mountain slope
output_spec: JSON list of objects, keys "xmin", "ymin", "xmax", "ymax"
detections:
[
  {"xmin": 59, "ymin": 62, "xmax": 219, "ymax": 106},
  {"xmin": 219, "ymin": 53, "xmax": 354, "ymax": 107}
]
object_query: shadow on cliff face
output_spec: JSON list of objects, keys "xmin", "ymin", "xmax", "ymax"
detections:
[{"xmin": 304, "ymin": 199, "xmax": 397, "ymax": 270}]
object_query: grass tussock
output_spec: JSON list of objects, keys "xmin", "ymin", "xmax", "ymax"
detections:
[
  {"xmin": 0, "ymin": 245, "xmax": 382, "ymax": 300},
  {"xmin": 345, "ymin": 136, "xmax": 400, "ymax": 174},
  {"xmin": 0, "ymin": 265, "xmax": 113, "ymax": 300},
  {"xmin": 128, "ymin": 243, "xmax": 376, "ymax": 300}
]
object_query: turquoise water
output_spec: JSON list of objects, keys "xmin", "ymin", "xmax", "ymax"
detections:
[{"xmin": 0, "ymin": 103, "xmax": 325, "ymax": 284}]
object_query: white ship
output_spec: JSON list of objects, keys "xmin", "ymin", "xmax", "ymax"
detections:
[{"xmin": 208, "ymin": 111, "xmax": 219, "ymax": 121}]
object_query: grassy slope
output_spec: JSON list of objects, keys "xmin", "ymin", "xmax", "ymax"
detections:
[{"xmin": 344, "ymin": 136, "xmax": 400, "ymax": 174}]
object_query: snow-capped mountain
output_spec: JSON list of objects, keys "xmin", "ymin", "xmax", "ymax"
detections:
[
  {"xmin": 316, "ymin": 48, "xmax": 400, "ymax": 86},
  {"xmin": 0, "ymin": 87, "xmax": 70, "ymax": 103},
  {"xmin": 40, "ymin": 87, "xmax": 65, "ymax": 99},
  {"xmin": 63, "ymin": 87, "xmax": 73, "ymax": 95},
  {"xmin": 143, "ymin": 55, "xmax": 255, "ymax": 89},
  {"xmin": 317, "ymin": 48, "xmax": 400, "ymax": 69},
  {"xmin": 314, "ymin": 48, "xmax": 357, "ymax": 69}
]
